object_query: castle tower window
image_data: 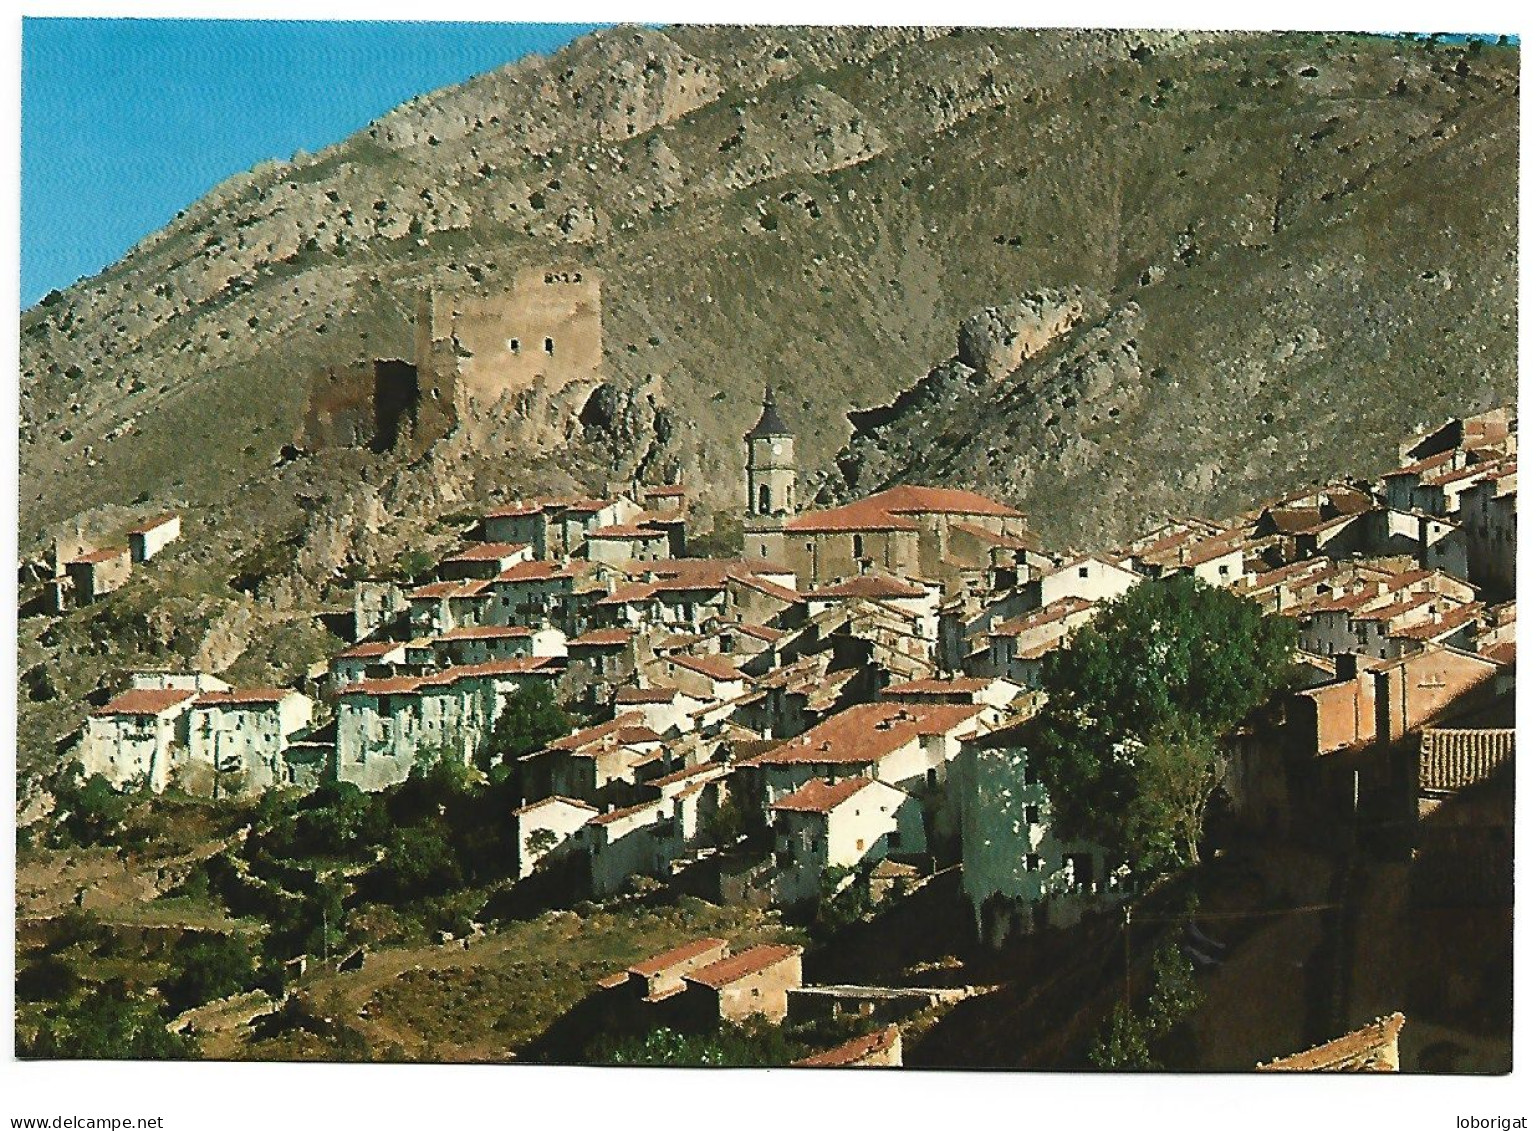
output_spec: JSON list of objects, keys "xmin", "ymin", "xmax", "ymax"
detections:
[
  {"xmin": 509, "ymin": 338, "xmax": 520, "ymax": 353},
  {"xmin": 544, "ymin": 337, "xmax": 555, "ymax": 354}
]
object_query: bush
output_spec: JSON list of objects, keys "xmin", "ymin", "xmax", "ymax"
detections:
[{"xmin": 164, "ymin": 933, "xmax": 259, "ymax": 1014}]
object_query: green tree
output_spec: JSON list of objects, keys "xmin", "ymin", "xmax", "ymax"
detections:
[
  {"xmin": 592, "ymin": 1023, "xmax": 804, "ymax": 1066},
  {"xmin": 1031, "ymin": 575, "xmax": 1295, "ymax": 870},
  {"xmin": 165, "ymin": 933, "xmax": 259, "ymax": 1013},
  {"xmin": 1088, "ymin": 1001, "xmax": 1155, "ymax": 1070},
  {"xmin": 53, "ymin": 770, "xmax": 131, "ymax": 846},
  {"xmin": 478, "ymin": 682, "xmax": 571, "ymax": 777},
  {"xmin": 19, "ymin": 981, "xmax": 195, "ymax": 1060}
]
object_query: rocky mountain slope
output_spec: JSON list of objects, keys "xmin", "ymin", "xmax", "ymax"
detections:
[
  {"xmin": 21, "ymin": 28, "xmax": 1516, "ymax": 560},
  {"xmin": 13, "ymin": 28, "xmax": 1517, "ymax": 784}
]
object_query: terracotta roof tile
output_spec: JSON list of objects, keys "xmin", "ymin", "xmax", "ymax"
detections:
[
  {"xmin": 92, "ymin": 688, "xmax": 196, "ymax": 717},
  {"xmin": 745, "ymin": 702, "xmax": 986, "ymax": 767},
  {"xmin": 569, "ymin": 628, "xmax": 635, "ymax": 647},
  {"xmin": 793, "ymin": 1026, "xmax": 900, "ymax": 1067},
  {"xmin": 770, "ymin": 777, "xmax": 879, "ymax": 814},
  {"xmin": 683, "ymin": 944, "xmax": 802, "ymax": 989},
  {"xmin": 192, "ymin": 688, "xmax": 294, "ymax": 708},
  {"xmin": 628, "ymin": 937, "xmax": 729, "ymax": 977},
  {"xmin": 809, "ymin": 576, "xmax": 929, "ymax": 601}
]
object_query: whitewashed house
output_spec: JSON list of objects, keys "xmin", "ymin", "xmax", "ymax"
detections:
[
  {"xmin": 956, "ymin": 723, "xmax": 1118, "ymax": 946},
  {"xmin": 126, "ymin": 514, "xmax": 181, "ymax": 563},
  {"xmin": 78, "ymin": 688, "xmax": 197, "ymax": 792},
  {"xmin": 186, "ymin": 688, "xmax": 315, "ymax": 794},
  {"xmin": 512, "ymin": 795, "xmax": 597, "ymax": 879},
  {"xmin": 769, "ymin": 777, "xmax": 925, "ymax": 905}
]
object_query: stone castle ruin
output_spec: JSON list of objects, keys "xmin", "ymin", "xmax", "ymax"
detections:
[{"xmin": 303, "ymin": 267, "xmax": 603, "ymax": 457}]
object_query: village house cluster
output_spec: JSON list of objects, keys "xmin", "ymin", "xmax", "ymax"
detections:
[
  {"xmin": 39, "ymin": 513, "xmax": 181, "ymax": 612},
  {"xmin": 72, "ymin": 394, "xmax": 1516, "ymax": 960}
]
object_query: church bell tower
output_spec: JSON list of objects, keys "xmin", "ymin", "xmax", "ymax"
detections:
[{"xmin": 744, "ymin": 384, "xmax": 797, "ymax": 521}]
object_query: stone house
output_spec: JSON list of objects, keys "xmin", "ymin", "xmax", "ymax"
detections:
[
  {"xmin": 647, "ymin": 653, "xmax": 747, "ymax": 702},
  {"xmin": 1027, "ymin": 554, "xmax": 1143, "ymax": 609},
  {"xmin": 485, "ymin": 560, "xmax": 582, "ymax": 629},
  {"xmin": 185, "ymin": 688, "xmax": 315, "ymax": 795},
  {"xmin": 482, "ymin": 501, "xmax": 556, "ymax": 556},
  {"xmin": 676, "ymin": 944, "xmax": 804, "ymax": 1027},
  {"xmin": 739, "ymin": 700, "xmax": 990, "ymax": 815},
  {"xmin": 430, "ymin": 623, "xmax": 567, "ymax": 666},
  {"xmin": 566, "ymin": 626, "xmax": 639, "ymax": 685},
  {"xmin": 517, "ymin": 712, "xmax": 666, "ymax": 805},
  {"xmin": 578, "ymin": 796, "xmax": 680, "ymax": 896},
  {"xmin": 511, "ymin": 795, "xmax": 597, "ymax": 879},
  {"xmin": 612, "ymin": 685, "xmax": 709, "ymax": 736},
  {"xmin": 1286, "ymin": 645, "xmax": 1508, "ymax": 837},
  {"xmin": 955, "ymin": 722, "xmax": 1117, "ymax": 945},
  {"xmin": 614, "ymin": 937, "xmax": 731, "ymax": 1005},
  {"xmin": 126, "ymin": 514, "xmax": 181, "ymax": 563},
  {"xmin": 406, "ymin": 579, "xmax": 493, "ymax": 634},
  {"xmin": 768, "ymin": 776, "xmax": 925, "ymax": 906},
  {"xmin": 63, "ymin": 546, "xmax": 131, "ymax": 607},
  {"xmin": 438, "ymin": 541, "xmax": 534, "ymax": 581},
  {"xmin": 583, "ymin": 523, "xmax": 673, "ymax": 565},
  {"xmin": 329, "ymin": 640, "xmax": 411, "ymax": 689},
  {"xmin": 880, "ymin": 675, "xmax": 1022, "ymax": 710},
  {"xmin": 1460, "ymin": 460, "xmax": 1517, "ymax": 598},
  {"xmin": 977, "ymin": 597, "xmax": 1096, "ymax": 687},
  {"xmin": 79, "ymin": 687, "xmax": 198, "ymax": 792},
  {"xmin": 559, "ymin": 497, "xmax": 645, "ymax": 558}
]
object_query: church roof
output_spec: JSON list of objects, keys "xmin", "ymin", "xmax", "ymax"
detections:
[{"xmin": 745, "ymin": 385, "xmax": 792, "ymax": 439}]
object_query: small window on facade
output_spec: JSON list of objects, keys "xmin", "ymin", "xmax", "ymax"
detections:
[
  {"xmin": 1219, "ymin": 564, "xmax": 1230, "ymax": 575},
  {"xmin": 759, "ymin": 544, "xmax": 768, "ymax": 558},
  {"xmin": 1025, "ymin": 803, "xmax": 1041, "ymax": 825},
  {"xmin": 853, "ymin": 534, "xmax": 865, "ymax": 558},
  {"xmin": 1026, "ymin": 853, "xmax": 1041, "ymax": 872},
  {"xmin": 509, "ymin": 338, "xmax": 520, "ymax": 353},
  {"xmin": 1079, "ymin": 566, "xmax": 1090, "ymax": 578},
  {"xmin": 544, "ymin": 337, "xmax": 555, "ymax": 354}
]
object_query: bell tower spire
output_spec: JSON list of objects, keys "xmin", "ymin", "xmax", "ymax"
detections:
[{"xmin": 744, "ymin": 384, "xmax": 797, "ymax": 520}]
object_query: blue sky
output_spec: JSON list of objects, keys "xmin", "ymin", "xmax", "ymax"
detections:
[{"xmin": 20, "ymin": 19, "xmax": 603, "ymax": 307}]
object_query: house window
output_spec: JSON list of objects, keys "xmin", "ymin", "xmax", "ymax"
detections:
[
  {"xmin": 856, "ymin": 838, "xmax": 865, "ymax": 850},
  {"xmin": 1026, "ymin": 853, "xmax": 1041, "ymax": 872},
  {"xmin": 544, "ymin": 337, "xmax": 555, "ymax": 354},
  {"xmin": 759, "ymin": 544, "xmax": 768, "ymax": 558},
  {"xmin": 853, "ymin": 534, "xmax": 865, "ymax": 558},
  {"xmin": 1078, "ymin": 566, "xmax": 1089, "ymax": 579},
  {"xmin": 509, "ymin": 338, "xmax": 520, "ymax": 353},
  {"xmin": 1025, "ymin": 804, "xmax": 1041, "ymax": 825},
  {"xmin": 1218, "ymin": 564, "xmax": 1230, "ymax": 576}
]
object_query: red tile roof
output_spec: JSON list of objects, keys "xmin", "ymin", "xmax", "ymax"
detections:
[
  {"xmin": 545, "ymin": 712, "xmax": 652, "ymax": 752},
  {"xmin": 733, "ymin": 623, "xmax": 786, "ymax": 642},
  {"xmin": 568, "ymin": 628, "xmax": 635, "ymax": 648},
  {"xmin": 989, "ymin": 597, "xmax": 1094, "ymax": 638},
  {"xmin": 125, "ymin": 513, "xmax": 178, "ymax": 535},
  {"xmin": 589, "ymin": 799, "xmax": 670, "ymax": 827},
  {"xmin": 684, "ymin": 944, "xmax": 802, "ymax": 989},
  {"xmin": 793, "ymin": 1025, "xmax": 900, "ymax": 1067},
  {"xmin": 70, "ymin": 547, "xmax": 127, "ymax": 565},
  {"xmin": 770, "ymin": 776, "xmax": 878, "ymax": 814},
  {"xmin": 335, "ymin": 640, "xmax": 404, "ymax": 660},
  {"xmin": 615, "ymin": 686, "xmax": 681, "ymax": 704},
  {"xmin": 93, "ymin": 688, "xmax": 196, "ymax": 717},
  {"xmin": 587, "ymin": 523, "xmax": 671, "ymax": 540},
  {"xmin": 595, "ymin": 581, "xmax": 661, "ymax": 606},
  {"xmin": 513, "ymin": 795, "xmax": 598, "ymax": 819},
  {"xmin": 408, "ymin": 579, "xmax": 490, "ymax": 600},
  {"xmin": 885, "ymin": 676, "xmax": 994, "ymax": 695},
  {"xmin": 192, "ymin": 688, "xmax": 294, "ymax": 708},
  {"xmin": 494, "ymin": 560, "xmax": 575, "ymax": 583},
  {"xmin": 484, "ymin": 502, "xmax": 544, "ymax": 519},
  {"xmin": 627, "ymin": 937, "xmax": 729, "ymax": 977},
  {"xmin": 728, "ymin": 573, "xmax": 803, "ymax": 604},
  {"xmin": 808, "ymin": 576, "xmax": 929, "ymax": 601},
  {"xmin": 435, "ymin": 624, "xmax": 535, "ymax": 640},
  {"xmin": 745, "ymin": 702, "xmax": 986, "ymax": 767},
  {"xmin": 786, "ymin": 486, "xmax": 1021, "ymax": 534},
  {"xmin": 443, "ymin": 542, "xmax": 529, "ymax": 563},
  {"xmin": 667, "ymin": 654, "xmax": 744, "ymax": 683},
  {"xmin": 338, "ymin": 676, "xmax": 425, "ymax": 697}
]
